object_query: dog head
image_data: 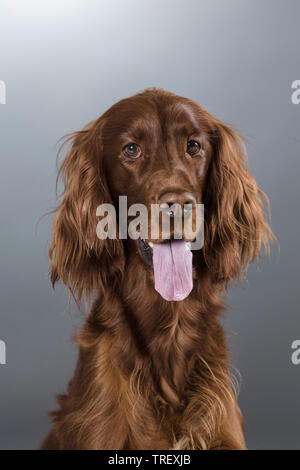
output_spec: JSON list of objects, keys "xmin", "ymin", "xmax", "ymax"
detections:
[{"xmin": 49, "ymin": 88, "xmax": 272, "ymax": 302}]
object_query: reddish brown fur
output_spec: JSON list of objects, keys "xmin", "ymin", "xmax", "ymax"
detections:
[{"xmin": 41, "ymin": 88, "xmax": 273, "ymax": 450}]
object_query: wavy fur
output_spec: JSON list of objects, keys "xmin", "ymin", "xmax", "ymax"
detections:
[{"xmin": 42, "ymin": 88, "xmax": 273, "ymax": 450}]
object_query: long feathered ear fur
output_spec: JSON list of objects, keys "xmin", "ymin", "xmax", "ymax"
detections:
[
  {"xmin": 49, "ymin": 118, "xmax": 124, "ymax": 302},
  {"xmin": 203, "ymin": 119, "xmax": 274, "ymax": 283}
]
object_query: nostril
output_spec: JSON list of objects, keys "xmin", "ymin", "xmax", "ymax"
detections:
[
  {"xmin": 160, "ymin": 202, "xmax": 176, "ymax": 218},
  {"xmin": 160, "ymin": 202, "xmax": 172, "ymax": 212},
  {"xmin": 158, "ymin": 191, "xmax": 196, "ymax": 208},
  {"xmin": 183, "ymin": 198, "xmax": 195, "ymax": 207},
  {"xmin": 183, "ymin": 193, "xmax": 197, "ymax": 207}
]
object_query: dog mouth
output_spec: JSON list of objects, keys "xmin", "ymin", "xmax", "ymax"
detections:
[
  {"xmin": 137, "ymin": 238, "xmax": 193, "ymax": 302},
  {"xmin": 137, "ymin": 238, "xmax": 154, "ymax": 266}
]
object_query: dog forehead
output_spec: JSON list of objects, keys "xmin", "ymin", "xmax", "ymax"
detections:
[
  {"xmin": 103, "ymin": 96, "xmax": 204, "ymax": 143},
  {"xmin": 162, "ymin": 102, "xmax": 204, "ymax": 138},
  {"xmin": 102, "ymin": 99, "xmax": 159, "ymax": 140}
]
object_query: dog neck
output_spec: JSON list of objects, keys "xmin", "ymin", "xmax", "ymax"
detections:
[
  {"xmin": 84, "ymin": 243, "xmax": 229, "ymax": 416},
  {"xmin": 115, "ymin": 244, "xmax": 227, "ymax": 401}
]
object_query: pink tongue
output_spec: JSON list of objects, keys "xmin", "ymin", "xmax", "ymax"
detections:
[{"xmin": 152, "ymin": 240, "xmax": 193, "ymax": 301}]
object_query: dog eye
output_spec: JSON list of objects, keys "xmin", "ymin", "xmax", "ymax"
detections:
[
  {"xmin": 187, "ymin": 140, "xmax": 201, "ymax": 157},
  {"xmin": 122, "ymin": 142, "xmax": 142, "ymax": 160}
]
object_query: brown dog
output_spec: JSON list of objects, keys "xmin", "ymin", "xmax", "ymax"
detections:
[{"xmin": 41, "ymin": 88, "xmax": 272, "ymax": 449}]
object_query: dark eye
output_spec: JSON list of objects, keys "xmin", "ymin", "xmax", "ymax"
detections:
[
  {"xmin": 187, "ymin": 140, "xmax": 201, "ymax": 157},
  {"xmin": 122, "ymin": 142, "xmax": 142, "ymax": 160}
]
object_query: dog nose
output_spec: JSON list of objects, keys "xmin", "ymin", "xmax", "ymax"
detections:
[{"xmin": 158, "ymin": 191, "xmax": 196, "ymax": 215}]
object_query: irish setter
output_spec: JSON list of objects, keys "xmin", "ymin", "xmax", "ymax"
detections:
[{"xmin": 41, "ymin": 88, "xmax": 272, "ymax": 450}]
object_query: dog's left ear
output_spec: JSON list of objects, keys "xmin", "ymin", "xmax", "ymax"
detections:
[
  {"xmin": 49, "ymin": 117, "xmax": 125, "ymax": 302},
  {"xmin": 203, "ymin": 119, "xmax": 273, "ymax": 283}
]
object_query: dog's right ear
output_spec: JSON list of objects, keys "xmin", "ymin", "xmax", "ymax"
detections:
[{"xmin": 49, "ymin": 118, "xmax": 125, "ymax": 302}]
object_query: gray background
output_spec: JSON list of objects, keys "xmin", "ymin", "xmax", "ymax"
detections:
[{"xmin": 0, "ymin": 0, "xmax": 299, "ymax": 450}]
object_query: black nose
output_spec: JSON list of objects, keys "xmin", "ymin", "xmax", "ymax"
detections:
[{"xmin": 158, "ymin": 191, "xmax": 196, "ymax": 216}]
